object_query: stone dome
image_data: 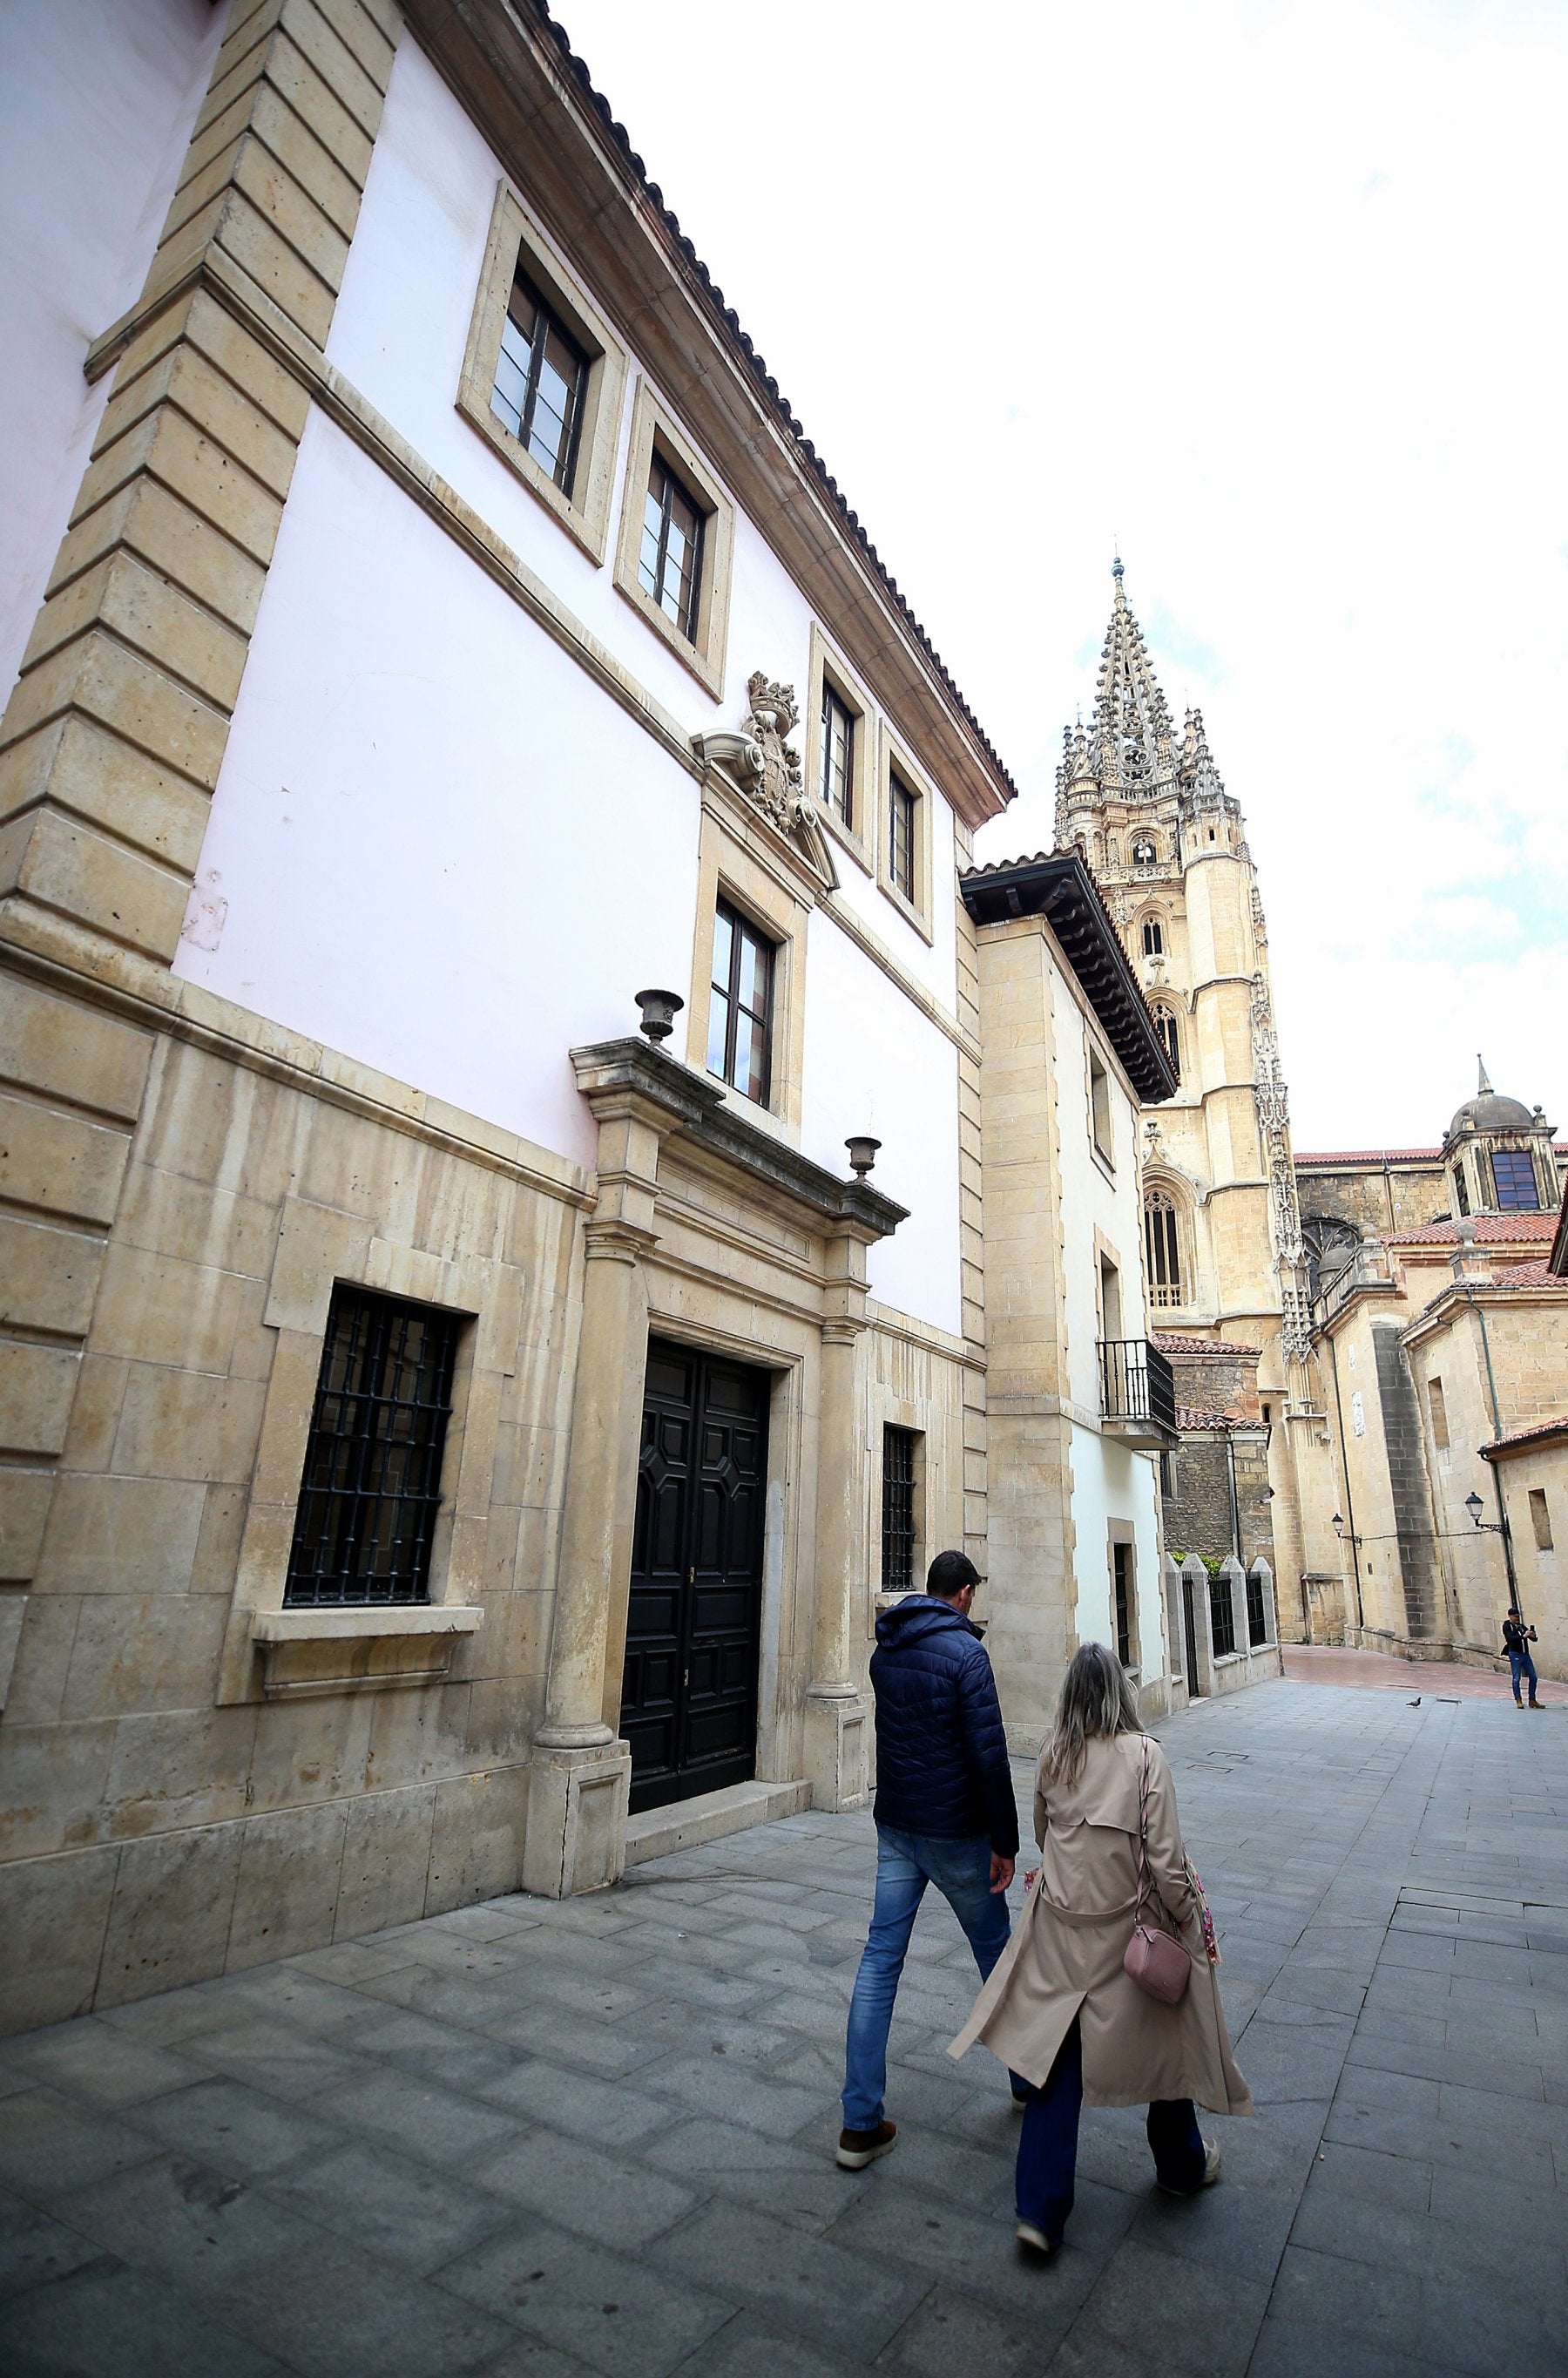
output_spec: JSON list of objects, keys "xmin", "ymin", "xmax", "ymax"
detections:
[{"xmin": 1448, "ymin": 1090, "xmax": 1535, "ymax": 1138}]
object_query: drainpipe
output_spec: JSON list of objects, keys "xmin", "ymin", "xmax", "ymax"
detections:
[
  {"xmin": 1225, "ymin": 1431, "xmax": 1242, "ymax": 1562},
  {"xmin": 1459, "ymin": 1276, "xmax": 1521, "ymax": 1611},
  {"xmin": 1326, "ymin": 1331, "xmax": 1366, "ymax": 1635}
]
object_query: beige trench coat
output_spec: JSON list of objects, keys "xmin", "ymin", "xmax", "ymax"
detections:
[{"xmin": 949, "ymin": 1730, "xmax": 1253, "ymax": 2115}]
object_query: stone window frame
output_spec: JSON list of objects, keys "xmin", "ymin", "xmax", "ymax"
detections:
[
  {"xmin": 875, "ymin": 719, "xmax": 936, "ymax": 944},
  {"xmin": 1427, "ymin": 1375, "xmax": 1450, "ymax": 1453},
  {"xmin": 1137, "ymin": 906, "xmax": 1167, "ymax": 960},
  {"xmin": 613, "ymin": 376, "xmax": 736, "ymax": 700},
  {"xmin": 457, "ymin": 183, "xmax": 629, "ymax": 565},
  {"xmin": 868, "ymin": 1382, "xmax": 939, "ymax": 1630},
  {"xmin": 802, "ymin": 623, "xmax": 875, "ymax": 877},
  {"xmin": 686, "ymin": 810, "xmax": 808, "ymax": 1139},
  {"xmin": 216, "ymin": 1199, "xmax": 521, "ymax": 1704},
  {"xmin": 1107, "ymin": 1519, "xmax": 1140, "ymax": 1676},
  {"xmin": 1528, "ymin": 1487, "xmax": 1553, "ymax": 1552},
  {"xmin": 1148, "ymin": 998, "xmax": 1183, "ymax": 1087}
]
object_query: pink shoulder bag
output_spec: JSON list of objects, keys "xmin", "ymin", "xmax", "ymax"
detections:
[{"xmin": 1122, "ymin": 1736, "xmax": 1193, "ymax": 2006}]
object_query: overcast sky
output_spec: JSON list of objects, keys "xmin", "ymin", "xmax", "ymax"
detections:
[{"xmin": 567, "ymin": 0, "xmax": 1567, "ymax": 1151}]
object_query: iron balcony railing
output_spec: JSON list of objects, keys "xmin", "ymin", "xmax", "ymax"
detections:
[{"xmin": 1098, "ymin": 1338, "xmax": 1178, "ymax": 1437}]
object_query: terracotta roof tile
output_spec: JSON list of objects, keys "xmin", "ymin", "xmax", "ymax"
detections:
[
  {"xmin": 1294, "ymin": 1147, "xmax": 1444, "ymax": 1166},
  {"xmin": 1176, "ymin": 1406, "xmax": 1247, "ymax": 1432},
  {"xmin": 1152, "ymin": 1332, "xmax": 1262, "ymax": 1355},
  {"xmin": 1480, "ymin": 1414, "xmax": 1568, "ymax": 1460},
  {"xmin": 1386, "ymin": 1214, "xmax": 1558, "ymax": 1248}
]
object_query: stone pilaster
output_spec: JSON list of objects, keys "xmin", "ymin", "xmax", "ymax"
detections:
[
  {"xmin": 802, "ymin": 1230, "xmax": 874, "ymax": 1811},
  {"xmin": 523, "ymin": 1094, "xmax": 663, "ymax": 1897},
  {"xmin": 0, "ymin": 0, "xmax": 402, "ymax": 1605}
]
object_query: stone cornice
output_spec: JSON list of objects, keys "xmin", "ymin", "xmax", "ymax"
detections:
[{"xmin": 570, "ymin": 1039, "xmax": 907, "ymax": 1241}]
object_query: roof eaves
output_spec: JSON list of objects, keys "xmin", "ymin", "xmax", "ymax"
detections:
[
  {"xmin": 513, "ymin": 0, "xmax": 1017, "ymax": 808},
  {"xmin": 958, "ymin": 851, "xmax": 1178, "ymax": 1103}
]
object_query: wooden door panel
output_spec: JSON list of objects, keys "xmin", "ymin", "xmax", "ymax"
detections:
[{"xmin": 622, "ymin": 1339, "xmax": 768, "ymax": 1813}]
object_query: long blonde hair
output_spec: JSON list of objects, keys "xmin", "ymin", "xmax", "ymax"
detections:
[{"xmin": 1040, "ymin": 1643, "xmax": 1143, "ymax": 1789}]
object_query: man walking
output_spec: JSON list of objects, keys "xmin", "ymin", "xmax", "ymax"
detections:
[
  {"xmin": 838, "ymin": 1548, "xmax": 1020, "ymax": 2169},
  {"xmin": 1504, "ymin": 1605, "xmax": 1543, "ymax": 1707}
]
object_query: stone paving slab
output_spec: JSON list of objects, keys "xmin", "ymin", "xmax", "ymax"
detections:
[{"xmin": 0, "ymin": 1677, "xmax": 1565, "ymax": 2375}]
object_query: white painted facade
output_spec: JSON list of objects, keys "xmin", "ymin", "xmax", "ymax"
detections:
[
  {"xmin": 172, "ymin": 27, "xmax": 968, "ymax": 1332},
  {"xmin": 0, "ymin": 0, "xmax": 228, "ymax": 703}
]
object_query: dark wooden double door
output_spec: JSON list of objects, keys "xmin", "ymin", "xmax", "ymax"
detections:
[{"xmin": 620, "ymin": 1339, "xmax": 769, "ymax": 1813}]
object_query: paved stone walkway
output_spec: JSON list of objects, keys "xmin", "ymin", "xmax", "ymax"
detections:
[
  {"xmin": 1, "ymin": 1677, "xmax": 1565, "ymax": 2377},
  {"xmin": 1281, "ymin": 1643, "xmax": 1532, "ymax": 1702}
]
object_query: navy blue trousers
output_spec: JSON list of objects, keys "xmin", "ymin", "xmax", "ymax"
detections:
[{"xmin": 1015, "ymin": 2016, "xmax": 1206, "ymax": 2240}]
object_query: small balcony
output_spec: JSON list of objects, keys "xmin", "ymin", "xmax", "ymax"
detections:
[{"xmin": 1098, "ymin": 1338, "xmax": 1179, "ymax": 1451}]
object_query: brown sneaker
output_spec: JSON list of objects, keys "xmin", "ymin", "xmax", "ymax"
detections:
[{"xmin": 836, "ymin": 2119, "xmax": 896, "ymax": 2170}]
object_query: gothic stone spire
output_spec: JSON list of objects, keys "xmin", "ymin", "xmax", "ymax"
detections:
[{"xmin": 1090, "ymin": 558, "xmax": 1178, "ymax": 796}]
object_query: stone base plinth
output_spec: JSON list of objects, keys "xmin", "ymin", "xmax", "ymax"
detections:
[
  {"xmin": 522, "ymin": 1737, "xmax": 632, "ymax": 1898},
  {"xmin": 802, "ymin": 1688, "xmax": 869, "ymax": 1812}
]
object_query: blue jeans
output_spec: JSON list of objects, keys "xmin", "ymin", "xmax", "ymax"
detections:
[
  {"xmin": 1509, "ymin": 1648, "xmax": 1539, "ymax": 1704},
  {"xmin": 1017, "ymin": 2017, "xmax": 1206, "ymax": 2241},
  {"xmin": 842, "ymin": 1826, "xmax": 1017, "ymax": 2130}
]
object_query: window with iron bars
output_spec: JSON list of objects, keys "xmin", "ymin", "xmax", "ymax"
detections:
[
  {"xmin": 285, "ymin": 1288, "xmax": 460, "ymax": 1608},
  {"xmin": 1112, "ymin": 1540, "xmax": 1134, "ymax": 1666},
  {"xmin": 1246, "ymin": 1565, "xmax": 1267, "ymax": 1647},
  {"xmin": 1144, "ymin": 1189, "xmax": 1183, "ymax": 1310},
  {"xmin": 882, "ymin": 1426, "xmax": 918, "ymax": 1593},
  {"xmin": 1209, "ymin": 1568, "xmax": 1237, "ymax": 1656}
]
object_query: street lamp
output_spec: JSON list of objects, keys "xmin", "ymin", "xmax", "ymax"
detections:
[{"xmin": 1464, "ymin": 1490, "xmax": 1506, "ymax": 1537}]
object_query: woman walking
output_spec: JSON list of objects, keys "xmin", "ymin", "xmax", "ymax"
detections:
[{"xmin": 949, "ymin": 1643, "xmax": 1251, "ymax": 2255}]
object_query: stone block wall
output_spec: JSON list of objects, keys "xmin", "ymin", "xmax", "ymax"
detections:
[{"xmin": 0, "ymin": 995, "xmax": 590, "ymax": 2034}]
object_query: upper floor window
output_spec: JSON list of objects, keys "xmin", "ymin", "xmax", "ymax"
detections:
[
  {"xmin": 491, "ymin": 270, "xmax": 587, "ymax": 491},
  {"xmin": 286, "ymin": 1289, "xmax": 460, "ymax": 1609},
  {"xmin": 820, "ymin": 683, "xmax": 855, "ymax": 826},
  {"xmin": 1453, "ymin": 1164, "xmax": 1470, "ymax": 1217},
  {"xmin": 1132, "ymin": 838, "xmax": 1157, "ymax": 868},
  {"xmin": 1145, "ymin": 1189, "xmax": 1183, "ymax": 1309},
  {"xmin": 640, "ymin": 453, "xmax": 705, "ymax": 640},
  {"xmin": 1141, "ymin": 916, "xmax": 1165, "ymax": 957},
  {"xmin": 1490, "ymin": 1150, "xmax": 1539, "ymax": 1210},
  {"xmin": 888, "ymin": 769, "xmax": 916, "ymax": 902},
  {"xmin": 1151, "ymin": 1004, "xmax": 1180, "ymax": 1084},
  {"xmin": 1530, "ymin": 1488, "xmax": 1554, "ymax": 1551},
  {"xmin": 707, "ymin": 898, "xmax": 774, "ymax": 1105},
  {"xmin": 1089, "ymin": 1048, "xmax": 1113, "ymax": 1165}
]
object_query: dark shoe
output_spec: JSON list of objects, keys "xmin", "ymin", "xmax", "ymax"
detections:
[
  {"xmin": 1157, "ymin": 2137, "xmax": 1221, "ymax": 2196},
  {"xmin": 1016, "ymin": 2219, "xmax": 1057, "ymax": 2256},
  {"xmin": 836, "ymin": 2119, "xmax": 896, "ymax": 2171}
]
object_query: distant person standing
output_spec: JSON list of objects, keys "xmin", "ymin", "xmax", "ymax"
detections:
[
  {"xmin": 837, "ymin": 1549, "xmax": 1021, "ymax": 2171},
  {"xmin": 1503, "ymin": 1606, "xmax": 1543, "ymax": 1707}
]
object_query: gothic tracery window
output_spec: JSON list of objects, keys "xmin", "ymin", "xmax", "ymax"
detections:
[
  {"xmin": 1151, "ymin": 1004, "xmax": 1180, "ymax": 1084},
  {"xmin": 1144, "ymin": 1188, "xmax": 1183, "ymax": 1310},
  {"xmin": 1132, "ymin": 838, "xmax": 1157, "ymax": 869},
  {"xmin": 1141, "ymin": 915, "xmax": 1165, "ymax": 958}
]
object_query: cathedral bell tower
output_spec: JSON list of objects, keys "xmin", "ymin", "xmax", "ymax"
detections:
[{"xmin": 1058, "ymin": 561, "xmax": 1310, "ymax": 1595}]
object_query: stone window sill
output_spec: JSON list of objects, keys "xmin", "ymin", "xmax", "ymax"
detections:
[{"xmin": 249, "ymin": 1605, "xmax": 483, "ymax": 1700}]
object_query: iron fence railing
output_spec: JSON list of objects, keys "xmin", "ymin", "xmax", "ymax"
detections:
[{"xmin": 1098, "ymin": 1338, "xmax": 1178, "ymax": 1436}]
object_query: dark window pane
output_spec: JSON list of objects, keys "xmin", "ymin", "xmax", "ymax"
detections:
[
  {"xmin": 286, "ymin": 1288, "xmax": 459, "ymax": 1608},
  {"xmin": 641, "ymin": 457, "xmax": 706, "ymax": 640},
  {"xmin": 889, "ymin": 771, "xmax": 916, "ymax": 898},
  {"xmin": 708, "ymin": 898, "xmax": 774, "ymax": 1107},
  {"xmin": 491, "ymin": 270, "xmax": 585, "ymax": 493},
  {"xmin": 1490, "ymin": 1151, "xmax": 1539, "ymax": 1209},
  {"xmin": 882, "ymin": 1426, "xmax": 917, "ymax": 1591}
]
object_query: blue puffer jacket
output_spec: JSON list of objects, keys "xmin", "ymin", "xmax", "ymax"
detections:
[{"xmin": 868, "ymin": 1595, "xmax": 1019, "ymax": 1855}]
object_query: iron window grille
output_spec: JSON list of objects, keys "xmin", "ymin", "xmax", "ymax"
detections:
[
  {"xmin": 1246, "ymin": 1566, "xmax": 1267, "ymax": 1647},
  {"xmin": 882, "ymin": 1426, "xmax": 917, "ymax": 1592},
  {"xmin": 1145, "ymin": 1190, "xmax": 1183, "ymax": 1310},
  {"xmin": 639, "ymin": 453, "xmax": 705, "ymax": 639},
  {"xmin": 285, "ymin": 1287, "xmax": 460, "ymax": 1609},
  {"xmin": 1209, "ymin": 1569, "xmax": 1237, "ymax": 1657},
  {"xmin": 706, "ymin": 896, "xmax": 774, "ymax": 1105},
  {"xmin": 819, "ymin": 684, "xmax": 855, "ymax": 827},
  {"xmin": 490, "ymin": 268, "xmax": 587, "ymax": 492},
  {"xmin": 1112, "ymin": 1541, "xmax": 1133, "ymax": 1666},
  {"xmin": 889, "ymin": 769, "xmax": 916, "ymax": 901},
  {"xmin": 1490, "ymin": 1150, "xmax": 1539, "ymax": 1210}
]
